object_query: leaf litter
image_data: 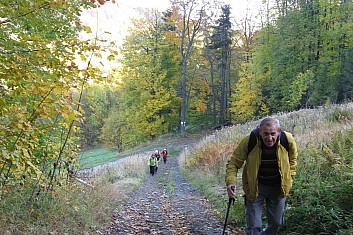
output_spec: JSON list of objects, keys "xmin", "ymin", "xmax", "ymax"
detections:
[{"xmin": 103, "ymin": 145, "xmax": 243, "ymax": 235}]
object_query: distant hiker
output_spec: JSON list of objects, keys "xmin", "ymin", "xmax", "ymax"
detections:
[
  {"xmin": 225, "ymin": 117, "xmax": 298, "ymax": 235},
  {"xmin": 162, "ymin": 148, "xmax": 168, "ymax": 163},
  {"xmin": 154, "ymin": 150, "xmax": 160, "ymax": 173},
  {"xmin": 148, "ymin": 154, "xmax": 157, "ymax": 176},
  {"xmin": 155, "ymin": 150, "xmax": 160, "ymax": 161}
]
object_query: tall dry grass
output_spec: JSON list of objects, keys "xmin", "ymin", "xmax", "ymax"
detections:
[
  {"xmin": 183, "ymin": 103, "xmax": 353, "ymax": 173},
  {"xmin": 0, "ymin": 152, "xmax": 150, "ymax": 234}
]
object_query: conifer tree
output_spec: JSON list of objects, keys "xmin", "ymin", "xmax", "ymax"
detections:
[{"xmin": 209, "ymin": 5, "xmax": 232, "ymax": 125}]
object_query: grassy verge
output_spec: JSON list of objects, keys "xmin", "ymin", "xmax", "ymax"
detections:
[{"xmin": 180, "ymin": 167, "xmax": 246, "ymax": 226}]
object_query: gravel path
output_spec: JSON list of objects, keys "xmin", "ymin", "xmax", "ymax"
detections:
[{"xmin": 103, "ymin": 150, "xmax": 232, "ymax": 235}]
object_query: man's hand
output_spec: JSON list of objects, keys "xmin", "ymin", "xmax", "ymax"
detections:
[{"xmin": 227, "ymin": 184, "xmax": 236, "ymax": 199}]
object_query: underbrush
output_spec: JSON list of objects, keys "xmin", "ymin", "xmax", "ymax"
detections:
[
  {"xmin": 182, "ymin": 103, "xmax": 353, "ymax": 234},
  {"xmin": 0, "ymin": 153, "xmax": 149, "ymax": 234},
  {"xmin": 0, "ymin": 183, "xmax": 119, "ymax": 234},
  {"xmin": 281, "ymin": 128, "xmax": 353, "ymax": 235}
]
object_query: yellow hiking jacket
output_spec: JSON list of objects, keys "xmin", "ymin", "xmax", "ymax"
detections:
[
  {"xmin": 148, "ymin": 156, "xmax": 157, "ymax": 166},
  {"xmin": 225, "ymin": 131, "xmax": 298, "ymax": 202}
]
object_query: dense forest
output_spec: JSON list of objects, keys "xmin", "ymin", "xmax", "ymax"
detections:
[
  {"xmin": 96, "ymin": 0, "xmax": 353, "ymax": 150},
  {"xmin": 1, "ymin": 0, "xmax": 353, "ymax": 215}
]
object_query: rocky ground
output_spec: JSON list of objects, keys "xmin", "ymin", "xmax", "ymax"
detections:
[{"xmin": 103, "ymin": 144, "xmax": 243, "ymax": 235}]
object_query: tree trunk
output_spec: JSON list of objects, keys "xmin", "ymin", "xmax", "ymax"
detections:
[
  {"xmin": 181, "ymin": 56, "xmax": 188, "ymax": 137},
  {"xmin": 176, "ymin": 0, "xmax": 204, "ymax": 137},
  {"xmin": 219, "ymin": 46, "xmax": 227, "ymax": 124}
]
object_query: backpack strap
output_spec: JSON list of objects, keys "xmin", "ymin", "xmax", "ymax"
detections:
[
  {"xmin": 279, "ymin": 131, "xmax": 289, "ymax": 152},
  {"xmin": 247, "ymin": 129, "xmax": 259, "ymax": 155},
  {"xmin": 247, "ymin": 129, "xmax": 289, "ymax": 154}
]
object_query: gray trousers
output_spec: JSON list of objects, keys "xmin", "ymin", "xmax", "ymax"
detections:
[{"xmin": 245, "ymin": 183, "xmax": 286, "ymax": 235}]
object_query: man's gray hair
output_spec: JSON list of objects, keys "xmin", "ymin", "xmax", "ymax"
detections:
[{"xmin": 259, "ymin": 117, "xmax": 281, "ymax": 130}]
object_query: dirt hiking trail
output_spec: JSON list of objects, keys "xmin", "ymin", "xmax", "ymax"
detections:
[{"xmin": 103, "ymin": 145, "xmax": 237, "ymax": 235}]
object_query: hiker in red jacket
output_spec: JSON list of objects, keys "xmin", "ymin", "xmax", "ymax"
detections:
[{"xmin": 162, "ymin": 149, "xmax": 168, "ymax": 164}]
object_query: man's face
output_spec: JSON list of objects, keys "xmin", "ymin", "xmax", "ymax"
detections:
[{"xmin": 259, "ymin": 124, "xmax": 280, "ymax": 148}]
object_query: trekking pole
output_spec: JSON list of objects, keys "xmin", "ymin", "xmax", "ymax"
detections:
[{"xmin": 222, "ymin": 186, "xmax": 235, "ymax": 235}]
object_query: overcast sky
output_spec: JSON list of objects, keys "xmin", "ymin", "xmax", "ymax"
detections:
[
  {"xmin": 122, "ymin": 0, "xmax": 264, "ymax": 21},
  {"xmin": 80, "ymin": 0, "xmax": 265, "ymax": 40},
  {"xmin": 79, "ymin": 0, "xmax": 266, "ymax": 72}
]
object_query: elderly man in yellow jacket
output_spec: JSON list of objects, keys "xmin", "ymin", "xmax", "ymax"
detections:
[{"xmin": 225, "ymin": 117, "xmax": 298, "ymax": 235}]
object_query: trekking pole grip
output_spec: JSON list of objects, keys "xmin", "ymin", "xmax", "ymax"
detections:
[{"xmin": 230, "ymin": 185, "xmax": 235, "ymax": 203}]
